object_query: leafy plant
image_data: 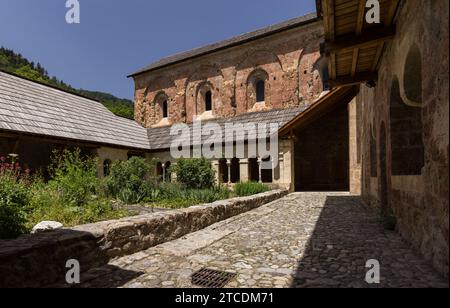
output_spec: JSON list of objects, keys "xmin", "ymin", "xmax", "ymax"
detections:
[
  {"xmin": 0, "ymin": 156, "xmax": 31, "ymax": 238},
  {"xmin": 105, "ymin": 157, "xmax": 154, "ymax": 203},
  {"xmin": 234, "ymin": 182, "xmax": 270, "ymax": 197},
  {"xmin": 48, "ymin": 149, "xmax": 99, "ymax": 207},
  {"xmin": 172, "ymin": 158, "xmax": 216, "ymax": 189}
]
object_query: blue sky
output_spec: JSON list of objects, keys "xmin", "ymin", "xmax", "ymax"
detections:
[{"xmin": 0, "ymin": 0, "xmax": 316, "ymax": 100}]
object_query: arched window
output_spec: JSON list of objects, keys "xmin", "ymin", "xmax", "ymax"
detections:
[
  {"xmin": 162, "ymin": 100, "xmax": 168, "ymax": 118},
  {"xmin": 219, "ymin": 159, "xmax": 229, "ymax": 183},
  {"xmin": 205, "ymin": 91, "xmax": 212, "ymax": 112},
  {"xmin": 390, "ymin": 77, "xmax": 424, "ymax": 175},
  {"xmin": 164, "ymin": 161, "xmax": 172, "ymax": 182},
  {"xmin": 103, "ymin": 159, "xmax": 112, "ymax": 177},
  {"xmin": 261, "ymin": 156, "xmax": 273, "ymax": 183},
  {"xmin": 256, "ymin": 80, "xmax": 265, "ymax": 102},
  {"xmin": 230, "ymin": 158, "xmax": 240, "ymax": 183},
  {"xmin": 156, "ymin": 162, "xmax": 163, "ymax": 181}
]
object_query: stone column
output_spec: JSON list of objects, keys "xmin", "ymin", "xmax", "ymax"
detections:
[
  {"xmin": 239, "ymin": 158, "xmax": 249, "ymax": 183},
  {"xmin": 257, "ymin": 157, "xmax": 262, "ymax": 183},
  {"xmin": 212, "ymin": 160, "xmax": 220, "ymax": 184},
  {"xmin": 227, "ymin": 159, "xmax": 232, "ymax": 184},
  {"xmin": 162, "ymin": 163, "xmax": 166, "ymax": 183},
  {"xmin": 280, "ymin": 139, "xmax": 295, "ymax": 192},
  {"xmin": 278, "ymin": 151, "xmax": 285, "ymax": 185},
  {"xmin": 349, "ymin": 97, "xmax": 362, "ymax": 195}
]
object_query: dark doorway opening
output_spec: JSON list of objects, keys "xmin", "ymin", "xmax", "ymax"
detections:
[{"xmin": 294, "ymin": 104, "xmax": 349, "ymax": 191}]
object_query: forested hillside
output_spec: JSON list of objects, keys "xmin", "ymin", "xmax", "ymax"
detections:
[{"xmin": 0, "ymin": 47, "xmax": 134, "ymax": 119}]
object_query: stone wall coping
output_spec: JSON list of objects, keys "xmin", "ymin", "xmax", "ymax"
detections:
[{"xmin": 0, "ymin": 189, "xmax": 288, "ymax": 288}]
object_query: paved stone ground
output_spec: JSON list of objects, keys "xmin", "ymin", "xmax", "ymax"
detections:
[{"xmin": 64, "ymin": 193, "xmax": 448, "ymax": 288}]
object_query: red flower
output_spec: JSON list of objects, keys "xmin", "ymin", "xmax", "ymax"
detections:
[{"xmin": 0, "ymin": 156, "xmax": 5, "ymax": 162}]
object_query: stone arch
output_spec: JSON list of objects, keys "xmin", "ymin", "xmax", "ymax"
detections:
[
  {"xmin": 246, "ymin": 69, "xmax": 270, "ymax": 109},
  {"xmin": 379, "ymin": 121, "xmax": 389, "ymax": 210},
  {"xmin": 389, "ymin": 77, "xmax": 424, "ymax": 176},
  {"xmin": 370, "ymin": 124, "xmax": 378, "ymax": 177},
  {"xmin": 156, "ymin": 162, "xmax": 163, "ymax": 181},
  {"xmin": 195, "ymin": 81, "xmax": 215, "ymax": 115},
  {"xmin": 235, "ymin": 50, "xmax": 284, "ymax": 112},
  {"xmin": 185, "ymin": 64, "xmax": 224, "ymax": 121},
  {"xmin": 153, "ymin": 91, "xmax": 170, "ymax": 123},
  {"xmin": 400, "ymin": 44, "xmax": 423, "ymax": 106},
  {"xmin": 103, "ymin": 159, "xmax": 112, "ymax": 177}
]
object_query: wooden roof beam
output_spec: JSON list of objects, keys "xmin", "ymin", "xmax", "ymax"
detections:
[
  {"xmin": 324, "ymin": 26, "xmax": 396, "ymax": 53},
  {"xmin": 385, "ymin": 0, "xmax": 400, "ymax": 27},
  {"xmin": 356, "ymin": 0, "xmax": 366, "ymax": 35},
  {"xmin": 329, "ymin": 71, "xmax": 378, "ymax": 87},
  {"xmin": 322, "ymin": 0, "xmax": 335, "ymax": 41}
]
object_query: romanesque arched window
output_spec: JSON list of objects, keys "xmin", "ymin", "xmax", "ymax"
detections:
[
  {"xmin": 103, "ymin": 159, "xmax": 112, "ymax": 177},
  {"xmin": 197, "ymin": 82, "xmax": 214, "ymax": 115},
  {"xmin": 256, "ymin": 80, "xmax": 265, "ymax": 102},
  {"xmin": 390, "ymin": 77, "xmax": 424, "ymax": 176},
  {"xmin": 247, "ymin": 69, "xmax": 269, "ymax": 108},
  {"xmin": 162, "ymin": 100, "xmax": 168, "ymax": 118},
  {"xmin": 154, "ymin": 92, "xmax": 169, "ymax": 122},
  {"xmin": 205, "ymin": 91, "xmax": 212, "ymax": 111}
]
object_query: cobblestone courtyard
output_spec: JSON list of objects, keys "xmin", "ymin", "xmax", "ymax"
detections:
[{"xmin": 65, "ymin": 193, "xmax": 448, "ymax": 288}]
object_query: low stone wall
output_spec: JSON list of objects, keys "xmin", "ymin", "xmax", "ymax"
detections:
[{"xmin": 0, "ymin": 190, "xmax": 287, "ymax": 288}]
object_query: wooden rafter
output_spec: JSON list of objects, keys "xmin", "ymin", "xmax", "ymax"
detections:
[
  {"xmin": 371, "ymin": 42, "xmax": 385, "ymax": 71},
  {"xmin": 355, "ymin": 0, "xmax": 366, "ymax": 35},
  {"xmin": 323, "ymin": 26, "xmax": 396, "ymax": 53},
  {"xmin": 385, "ymin": 0, "xmax": 400, "ymax": 27},
  {"xmin": 318, "ymin": 0, "xmax": 401, "ymax": 88},
  {"xmin": 329, "ymin": 72, "xmax": 378, "ymax": 87},
  {"xmin": 351, "ymin": 48, "xmax": 360, "ymax": 78}
]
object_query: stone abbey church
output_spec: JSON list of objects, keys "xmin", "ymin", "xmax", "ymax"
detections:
[{"xmin": 0, "ymin": 0, "xmax": 448, "ymax": 277}]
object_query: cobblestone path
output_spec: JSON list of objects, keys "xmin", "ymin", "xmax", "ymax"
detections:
[{"xmin": 67, "ymin": 193, "xmax": 448, "ymax": 288}]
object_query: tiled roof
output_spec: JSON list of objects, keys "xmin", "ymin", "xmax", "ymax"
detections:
[
  {"xmin": 147, "ymin": 107, "xmax": 307, "ymax": 151},
  {"xmin": 128, "ymin": 13, "xmax": 318, "ymax": 77},
  {"xmin": 0, "ymin": 71, "xmax": 151, "ymax": 150},
  {"xmin": 0, "ymin": 71, "xmax": 310, "ymax": 152}
]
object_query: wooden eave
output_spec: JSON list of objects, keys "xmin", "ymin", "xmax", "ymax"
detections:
[
  {"xmin": 279, "ymin": 85, "xmax": 359, "ymax": 136},
  {"xmin": 317, "ymin": 0, "xmax": 400, "ymax": 87}
]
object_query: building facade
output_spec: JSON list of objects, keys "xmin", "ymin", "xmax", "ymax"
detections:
[{"xmin": 129, "ymin": 14, "xmax": 361, "ymax": 192}]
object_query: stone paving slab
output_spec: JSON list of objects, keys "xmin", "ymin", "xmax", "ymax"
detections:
[{"xmin": 60, "ymin": 193, "xmax": 448, "ymax": 288}]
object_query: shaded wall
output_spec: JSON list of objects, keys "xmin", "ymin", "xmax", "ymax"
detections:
[
  {"xmin": 294, "ymin": 104, "xmax": 349, "ymax": 191},
  {"xmin": 358, "ymin": 0, "xmax": 449, "ymax": 277}
]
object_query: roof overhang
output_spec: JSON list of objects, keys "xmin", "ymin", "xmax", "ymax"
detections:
[
  {"xmin": 279, "ymin": 85, "xmax": 359, "ymax": 136},
  {"xmin": 316, "ymin": 0, "xmax": 401, "ymax": 87}
]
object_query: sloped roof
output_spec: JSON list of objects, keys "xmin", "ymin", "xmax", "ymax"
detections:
[
  {"xmin": 0, "ymin": 71, "xmax": 151, "ymax": 150},
  {"xmin": 147, "ymin": 107, "xmax": 307, "ymax": 151},
  {"xmin": 0, "ymin": 71, "xmax": 312, "ymax": 152},
  {"xmin": 128, "ymin": 13, "xmax": 318, "ymax": 77}
]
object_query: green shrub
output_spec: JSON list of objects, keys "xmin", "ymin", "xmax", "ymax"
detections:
[
  {"xmin": 27, "ymin": 190, "xmax": 130, "ymax": 229},
  {"xmin": 234, "ymin": 182, "xmax": 270, "ymax": 197},
  {"xmin": 172, "ymin": 158, "xmax": 215, "ymax": 189},
  {"xmin": 105, "ymin": 157, "xmax": 153, "ymax": 203},
  {"xmin": 48, "ymin": 149, "xmax": 99, "ymax": 207},
  {"xmin": 0, "ymin": 173, "xmax": 30, "ymax": 238},
  {"xmin": 150, "ymin": 183, "xmax": 230, "ymax": 209}
]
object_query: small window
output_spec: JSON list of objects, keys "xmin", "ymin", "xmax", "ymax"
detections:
[
  {"xmin": 103, "ymin": 159, "xmax": 112, "ymax": 177},
  {"xmin": 256, "ymin": 80, "xmax": 265, "ymax": 102},
  {"xmin": 162, "ymin": 100, "xmax": 168, "ymax": 118},
  {"xmin": 205, "ymin": 91, "xmax": 212, "ymax": 111}
]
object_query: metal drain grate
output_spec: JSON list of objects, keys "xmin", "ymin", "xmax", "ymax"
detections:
[{"xmin": 191, "ymin": 268, "xmax": 237, "ymax": 288}]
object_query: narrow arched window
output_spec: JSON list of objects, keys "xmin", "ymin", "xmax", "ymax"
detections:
[
  {"xmin": 103, "ymin": 159, "xmax": 112, "ymax": 177},
  {"xmin": 205, "ymin": 91, "xmax": 212, "ymax": 111},
  {"xmin": 162, "ymin": 100, "xmax": 168, "ymax": 118},
  {"xmin": 256, "ymin": 80, "xmax": 265, "ymax": 102}
]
